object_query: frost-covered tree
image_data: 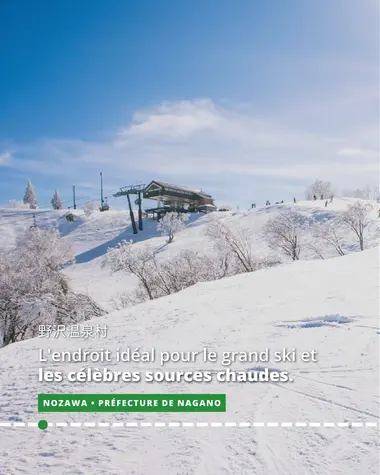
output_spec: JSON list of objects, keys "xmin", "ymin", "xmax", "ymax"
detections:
[
  {"xmin": 205, "ymin": 219, "xmax": 281, "ymax": 274},
  {"xmin": 206, "ymin": 220, "xmax": 254, "ymax": 273},
  {"xmin": 0, "ymin": 228, "xmax": 105, "ymax": 347},
  {"xmin": 338, "ymin": 201, "xmax": 373, "ymax": 251},
  {"xmin": 104, "ymin": 229, "xmax": 280, "ymax": 310},
  {"xmin": 157, "ymin": 212, "xmax": 188, "ymax": 243},
  {"xmin": 342, "ymin": 185, "xmax": 375, "ymax": 201},
  {"xmin": 103, "ymin": 240, "xmax": 156, "ymax": 300},
  {"xmin": 363, "ymin": 184, "xmax": 373, "ymax": 200},
  {"xmin": 17, "ymin": 227, "xmax": 74, "ymax": 271},
  {"xmin": 313, "ymin": 219, "xmax": 347, "ymax": 257},
  {"xmin": 83, "ymin": 200, "xmax": 99, "ymax": 217},
  {"xmin": 103, "ymin": 240, "xmax": 232, "ymax": 308},
  {"xmin": 372, "ymin": 186, "xmax": 379, "ymax": 202},
  {"xmin": 8, "ymin": 200, "xmax": 30, "ymax": 210},
  {"xmin": 51, "ymin": 189, "xmax": 62, "ymax": 210},
  {"xmin": 23, "ymin": 179, "xmax": 37, "ymax": 209},
  {"xmin": 264, "ymin": 211, "xmax": 304, "ymax": 261},
  {"xmin": 305, "ymin": 179, "xmax": 333, "ymax": 200}
]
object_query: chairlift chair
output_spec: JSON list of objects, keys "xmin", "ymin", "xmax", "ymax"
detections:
[{"xmin": 100, "ymin": 197, "xmax": 110, "ymax": 212}]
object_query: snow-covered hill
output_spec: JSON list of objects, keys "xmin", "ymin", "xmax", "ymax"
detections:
[
  {"xmin": 0, "ymin": 198, "xmax": 378, "ymax": 310},
  {"xmin": 0, "ymin": 243, "xmax": 378, "ymax": 474}
]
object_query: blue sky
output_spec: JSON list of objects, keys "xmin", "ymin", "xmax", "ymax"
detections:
[{"xmin": 0, "ymin": 0, "xmax": 378, "ymax": 209}]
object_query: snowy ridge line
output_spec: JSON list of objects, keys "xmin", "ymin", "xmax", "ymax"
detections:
[{"xmin": 0, "ymin": 421, "xmax": 378, "ymax": 428}]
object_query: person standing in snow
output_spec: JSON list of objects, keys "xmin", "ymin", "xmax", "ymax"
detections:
[
  {"xmin": 325, "ymin": 200, "xmax": 328, "ymax": 207},
  {"xmin": 313, "ymin": 195, "xmax": 317, "ymax": 200},
  {"xmin": 293, "ymin": 197, "xmax": 296, "ymax": 203}
]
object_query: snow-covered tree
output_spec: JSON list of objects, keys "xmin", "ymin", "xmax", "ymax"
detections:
[
  {"xmin": 342, "ymin": 185, "xmax": 375, "ymax": 200},
  {"xmin": 305, "ymin": 179, "xmax": 333, "ymax": 200},
  {"xmin": 23, "ymin": 179, "xmax": 37, "ymax": 209},
  {"xmin": 8, "ymin": 200, "xmax": 30, "ymax": 209},
  {"xmin": 338, "ymin": 201, "xmax": 373, "ymax": 251},
  {"xmin": 83, "ymin": 200, "xmax": 99, "ymax": 217},
  {"xmin": 264, "ymin": 211, "xmax": 304, "ymax": 261},
  {"xmin": 372, "ymin": 186, "xmax": 379, "ymax": 202},
  {"xmin": 103, "ymin": 240, "xmax": 156, "ymax": 300},
  {"xmin": 313, "ymin": 219, "xmax": 347, "ymax": 257},
  {"xmin": 157, "ymin": 212, "xmax": 188, "ymax": 243},
  {"xmin": 51, "ymin": 189, "xmax": 62, "ymax": 210},
  {"xmin": 16, "ymin": 227, "xmax": 74, "ymax": 271},
  {"xmin": 0, "ymin": 228, "xmax": 105, "ymax": 347},
  {"xmin": 206, "ymin": 220, "xmax": 254, "ymax": 273},
  {"xmin": 205, "ymin": 219, "xmax": 281, "ymax": 274},
  {"xmin": 104, "ymin": 228, "xmax": 281, "ymax": 310},
  {"xmin": 103, "ymin": 240, "xmax": 231, "ymax": 307},
  {"xmin": 363, "ymin": 184, "xmax": 373, "ymax": 200}
]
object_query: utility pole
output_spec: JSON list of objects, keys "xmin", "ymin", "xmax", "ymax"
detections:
[
  {"xmin": 100, "ymin": 172, "xmax": 104, "ymax": 209},
  {"xmin": 72, "ymin": 186, "xmax": 77, "ymax": 209}
]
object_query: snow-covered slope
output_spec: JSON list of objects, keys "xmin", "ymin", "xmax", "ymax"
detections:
[
  {"xmin": 0, "ymin": 246, "xmax": 379, "ymax": 475},
  {"xmin": 1, "ymin": 198, "xmax": 377, "ymax": 311}
]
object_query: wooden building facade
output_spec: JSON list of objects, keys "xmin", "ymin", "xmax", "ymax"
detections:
[{"xmin": 143, "ymin": 181, "xmax": 215, "ymax": 209}]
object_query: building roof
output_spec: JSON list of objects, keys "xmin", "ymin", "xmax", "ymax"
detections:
[
  {"xmin": 152, "ymin": 181, "xmax": 201, "ymax": 193},
  {"xmin": 146, "ymin": 180, "xmax": 212, "ymax": 200}
]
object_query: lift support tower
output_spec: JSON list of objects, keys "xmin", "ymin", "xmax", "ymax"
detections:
[{"xmin": 113, "ymin": 184, "xmax": 145, "ymax": 234}]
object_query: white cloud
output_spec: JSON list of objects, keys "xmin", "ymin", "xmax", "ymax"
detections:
[
  {"xmin": 337, "ymin": 147, "xmax": 377, "ymax": 157},
  {"xmin": 118, "ymin": 99, "xmax": 222, "ymax": 140},
  {"xmin": 5, "ymin": 97, "xmax": 379, "ymax": 201},
  {"xmin": 0, "ymin": 151, "xmax": 11, "ymax": 165}
]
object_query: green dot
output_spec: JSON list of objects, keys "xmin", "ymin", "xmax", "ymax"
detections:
[{"xmin": 38, "ymin": 420, "xmax": 48, "ymax": 430}]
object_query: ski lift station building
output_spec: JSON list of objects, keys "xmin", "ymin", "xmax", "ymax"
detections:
[{"xmin": 143, "ymin": 180, "xmax": 216, "ymax": 213}]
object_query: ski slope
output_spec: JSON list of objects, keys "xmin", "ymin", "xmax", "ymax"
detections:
[
  {"xmin": 0, "ymin": 242, "xmax": 379, "ymax": 474},
  {"xmin": 0, "ymin": 198, "xmax": 378, "ymax": 474},
  {"xmin": 0, "ymin": 198, "xmax": 378, "ymax": 310}
]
